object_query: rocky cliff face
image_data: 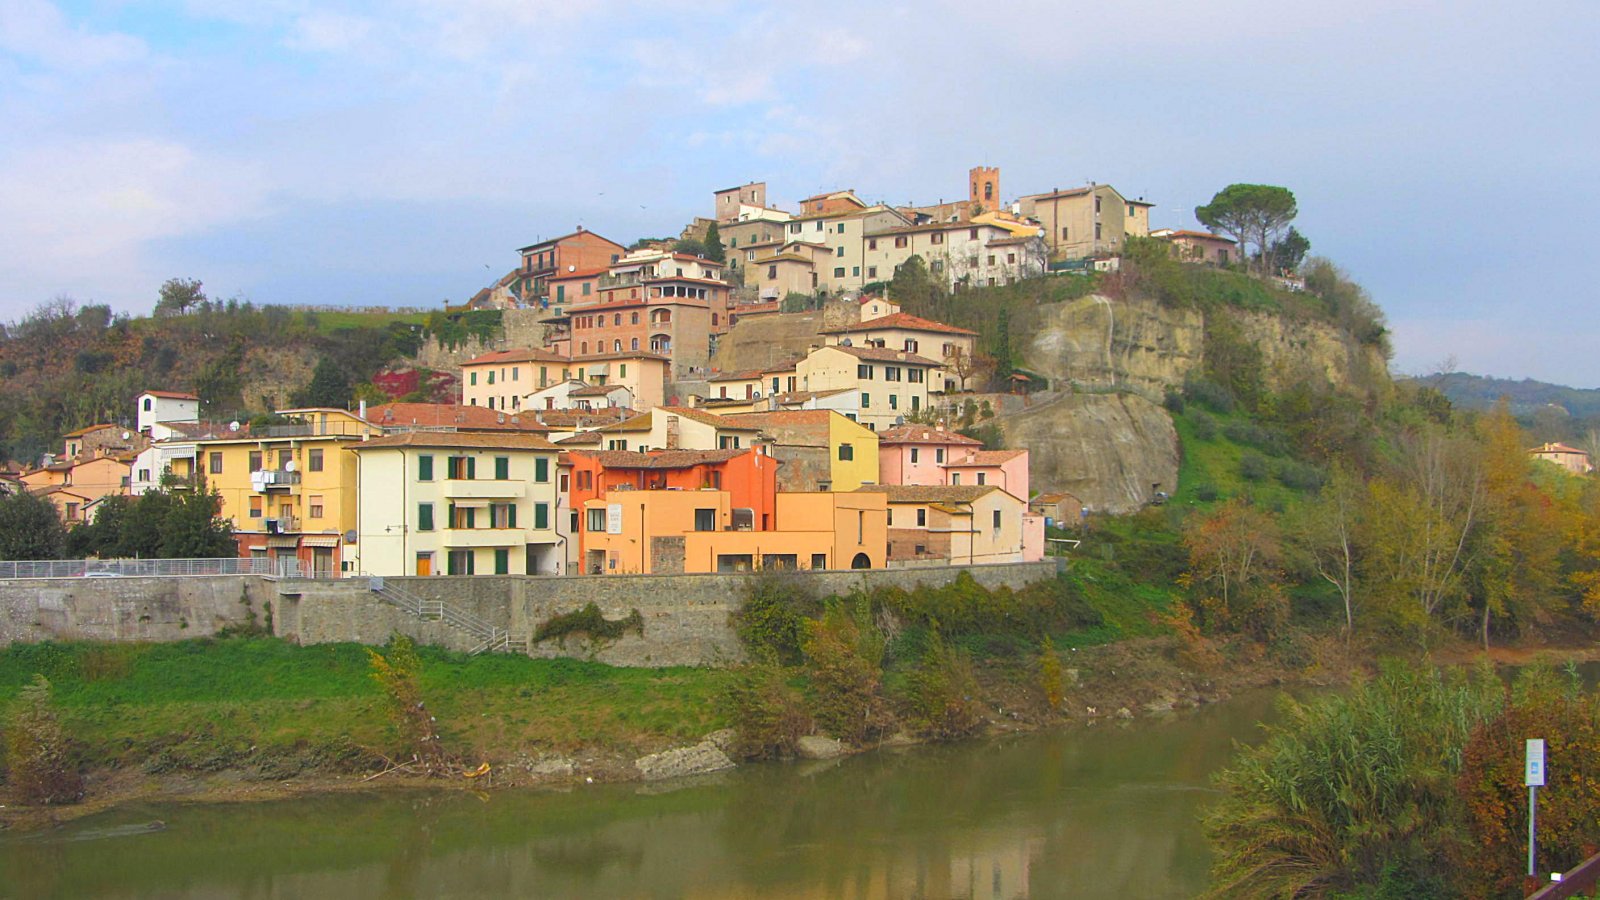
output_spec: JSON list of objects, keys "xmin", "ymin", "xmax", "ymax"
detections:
[{"xmin": 999, "ymin": 391, "xmax": 1179, "ymax": 515}]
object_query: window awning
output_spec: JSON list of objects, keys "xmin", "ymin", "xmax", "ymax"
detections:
[
  {"xmin": 449, "ymin": 499, "xmax": 490, "ymax": 508},
  {"xmin": 265, "ymin": 535, "xmax": 299, "ymax": 549},
  {"xmin": 300, "ymin": 534, "xmax": 341, "ymax": 548}
]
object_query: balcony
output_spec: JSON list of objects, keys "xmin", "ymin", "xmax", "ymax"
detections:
[
  {"xmin": 265, "ymin": 515, "xmax": 300, "ymax": 534},
  {"xmin": 441, "ymin": 479, "xmax": 527, "ymax": 500},
  {"xmin": 251, "ymin": 469, "xmax": 301, "ymax": 492},
  {"xmin": 441, "ymin": 527, "xmax": 525, "ymax": 548}
]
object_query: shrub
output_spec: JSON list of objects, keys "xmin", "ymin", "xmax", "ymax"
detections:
[
  {"xmin": 801, "ymin": 597, "xmax": 893, "ymax": 745},
  {"xmin": 1222, "ymin": 420, "xmax": 1286, "ymax": 454},
  {"xmin": 1183, "ymin": 378, "xmax": 1236, "ymax": 414},
  {"xmin": 366, "ymin": 635, "xmax": 451, "ymax": 773},
  {"xmin": 1274, "ymin": 459, "xmax": 1326, "ymax": 492},
  {"xmin": 1189, "ymin": 410, "xmax": 1218, "ymax": 441},
  {"xmin": 1238, "ymin": 453, "xmax": 1269, "ymax": 482},
  {"xmin": 3, "ymin": 675, "xmax": 84, "ymax": 805},
  {"xmin": 1195, "ymin": 483, "xmax": 1220, "ymax": 502},
  {"xmin": 533, "ymin": 603, "xmax": 644, "ymax": 647},
  {"xmin": 1037, "ymin": 638, "xmax": 1065, "ymax": 710},
  {"xmin": 895, "ymin": 630, "xmax": 982, "ymax": 740},
  {"xmin": 873, "ymin": 572, "xmax": 1100, "ymax": 643},
  {"xmin": 733, "ymin": 571, "xmax": 821, "ymax": 665},
  {"xmin": 1162, "ymin": 388, "xmax": 1185, "ymax": 413},
  {"xmin": 719, "ymin": 662, "xmax": 811, "ymax": 760}
]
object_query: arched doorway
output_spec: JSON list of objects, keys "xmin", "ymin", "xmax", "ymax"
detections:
[{"xmin": 850, "ymin": 552, "xmax": 871, "ymax": 569}]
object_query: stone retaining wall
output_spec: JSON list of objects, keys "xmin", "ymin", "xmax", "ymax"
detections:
[{"xmin": 0, "ymin": 576, "xmax": 275, "ymax": 646}]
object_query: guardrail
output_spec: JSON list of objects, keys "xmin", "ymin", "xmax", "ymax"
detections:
[{"xmin": 0, "ymin": 557, "xmax": 278, "ymax": 579}]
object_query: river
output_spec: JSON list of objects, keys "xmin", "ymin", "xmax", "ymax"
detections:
[{"xmin": 0, "ymin": 689, "xmax": 1287, "ymax": 899}]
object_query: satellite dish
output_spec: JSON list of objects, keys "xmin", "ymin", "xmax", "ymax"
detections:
[
  {"xmin": 229, "ymin": 421, "xmax": 241, "ymax": 432},
  {"xmin": 284, "ymin": 460, "xmax": 297, "ymax": 472},
  {"xmin": 121, "ymin": 431, "xmax": 131, "ymax": 440},
  {"xmin": 568, "ymin": 264, "xmax": 576, "ymax": 272},
  {"xmin": 343, "ymin": 530, "xmax": 357, "ymax": 543}
]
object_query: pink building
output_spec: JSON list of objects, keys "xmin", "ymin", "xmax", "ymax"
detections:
[
  {"xmin": 942, "ymin": 447, "xmax": 1029, "ymax": 500},
  {"xmin": 876, "ymin": 426, "xmax": 1029, "ymax": 498}
]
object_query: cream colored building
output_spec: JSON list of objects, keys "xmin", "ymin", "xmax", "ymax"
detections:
[
  {"xmin": 461, "ymin": 348, "xmax": 572, "ymax": 412},
  {"xmin": 351, "ymin": 431, "xmax": 563, "ymax": 576},
  {"xmin": 1150, "ymin": 228, "xmax": 1237, "ymax": 266},
  {"xmin": 589, "ymin": 407, "xmax": 763, "ymax": 453},
  {"xmin": 780, "ymin": 206, "xmax": 911, "ymax": 294},
  {"xmin": 795, "ymin": 345, "xmax": 940, "ymax": 431},
  {"xmin": 862, "ymin": 218, "xmax": 1047, "ymax": 289},
  {"xmin": 820, "ymin": 312, "xmax": 979, "ymax": 393},
  {"xmin": 858, "ymin": 484, "xmax": 1039, "ymax": 565},
  {"xmin": 1016, "ymin": 184, "xmax": 1153, "ymax": 260}
]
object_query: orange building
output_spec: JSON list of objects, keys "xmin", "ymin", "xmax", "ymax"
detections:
[
  {"xmin": 514, "ymin": 228, "xmax": 626, "ymax": 306},
  {"xmin": 579, "ymin": 489, "xmax": 886, "ymax": 574},
  {"xmin": 566, "ymin": 447, "xmax": 779, "ymax": 562}
]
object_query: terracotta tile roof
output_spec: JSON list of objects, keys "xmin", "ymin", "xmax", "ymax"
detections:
[
  {"xmin": 516, "ymin": 229, "xmax": 625, "ymax": 253},
  {"xmin": 532, "ymin": 409, "xmax": 629, "ymax": 428},
  {"xmin": 160, "ymin": 421, "xmax": 248, "ymax": 439},
  {"xmin": 707, "ymin": 370, "xmax": 767, "ymax": 383},
  {"xmin": 821, "ymin": 313, "xmax": 977, "ymax": 337},
  {"xmin": 570, "ymin": 383, "xmax": 628, "ymax": 397},
  {"xmin": 722, "ymin": 410, "xmax": 837, "ymax": 428},
  {"xmin": 943, "ymin": 449, "xmax": 1028, "ymax": 466},
  {"xmin": 571, "ymin": 351, "xmax": 670, "ymax": 363},
  {"xmin": 1152, "ymin": 229, "xmax": 1236, "ymax": 243},
  {"xmin": 1031, "ymin": 492, "xmax": 1079, "ymax": 504},
  {"xmin": 353, "ymin": 431, "xmax": 559, "ymax": 451},
  {"xmin": 771, "ymin": 388, "xmax": 854, "ymax": 404},
  {"xmin": 366, "ymin": 403, "xmax": 549, "ymax": 432},
  {"xmin": 985, "ymin": 236, "xmax": 1038, "ymax": 247},
  {"xmin": 461, "ymin": 348, "xmax": 569, "ymax": 367},
  {"xmin": 875, "ymin": 426, "xmax": 982, "ymax": 445},
  {"xmin": 141, "ymin": 390, "xmax": 200, "ymax": 400},
  {"xmin": 596, "ymin": 407, "xmax": 761, "ymax": 433},
  {"xmin": 555, "ymin": 431, "xmax": 604, "ymax": 445},
  {"xmin": 819, "ymin": 345, "xmax": 942, "ymax": 366},
  {"xmin": 853, "ymin": 484, "xmax": 1001, "ymax": 503},
  {"xmin": 1530, "ymin": 442, "xmax": 1588, "ymax": 455},
  {"xmin": 573, "ymin": 449, "xmax": 748, "ymax": 469},
  {"xmin": 1020, "ymin": 186, "xmax": 1094, "ymax": 201},
  {"xmin": 62, "ymin": 424, "xmax": 117, "ymax": 438}
]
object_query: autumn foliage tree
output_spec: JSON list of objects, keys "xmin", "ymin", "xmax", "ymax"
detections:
[{"xmin": 1182, "ymin": 499, "xmax": 1286, "ymax": 639}]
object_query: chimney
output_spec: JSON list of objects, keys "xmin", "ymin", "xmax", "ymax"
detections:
[
  {"xmin": 358, "ymin": 399, "xmax": 367, "ymax": 420},
  {"xmin": 666, "ymin": 415, "xmax": 681, "ymax": 450}
]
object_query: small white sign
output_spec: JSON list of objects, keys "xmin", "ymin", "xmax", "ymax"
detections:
[
  {"xmin": 606, "ymin": 504, "xmax": 623, "ymax": 535},
  {"xmin": 1527, "ymin": 739, "xmax": 1547, "ymax": 787}
]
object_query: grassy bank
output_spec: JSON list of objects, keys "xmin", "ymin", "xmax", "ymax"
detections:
[{"xmin": 0, "ymin": 638, "xmax": 733, "ymax": 783}]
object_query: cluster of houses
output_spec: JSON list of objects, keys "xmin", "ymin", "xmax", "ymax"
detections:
[{"xmin": 7, "ymin": 391, "xmax": 1048, "ymax": 578}]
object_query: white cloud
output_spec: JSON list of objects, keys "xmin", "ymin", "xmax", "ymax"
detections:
[
  {"xmin": 0, "ymin": 0, "xmax": 146, "ymax": 69},
  {"xmin": 0, "ymin": 140, "xmax": 271, "ymax": 310},
  {"xmin": 286, "ymin": 11, "xmax": 376, "ymax": 53}
]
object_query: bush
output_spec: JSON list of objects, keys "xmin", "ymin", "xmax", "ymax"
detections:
[
  {"xmin": 1238, "ymin": 453, "xmax": 1269, "ymax": 482},
  {"xmin": 719, "ymin": 662, "xmax": 811, "ymax": 760},
  {"xmin": 895, "ymin": 630, "xmax": 982, "ymax": 740},
  {"xmin": 733, "ymin": 572, "xmax": 821, "ymax": 665},
  {"xmin": 1163, "ymin": 388, "xmax": 1185, "ymax": 413},
  {"xmin": 1222, "ymin": 420, "xmax": 1286, "ymax": 454},
  {"xmin": 873, "ymin": 572, "xmax": 1100, "ymax": 644},
  {"xmin": 1275, "ymin": 459, "xmax": 1326, "ymax": 492},
  {"xmin": 1195, "ymin": 483, "xmax": 1220, "ymax": 502},
  {"xmin": 1189, "ymin": 411, "xmax": 1218, "ymax": 441},
  {"xmin": 1037, "ymin": 638, "xmax": 1065, "ymax": 711},
  {"xmin": 3, "ymin": 675, "xmax": 84, "ymax": 805},
  {"xmin": 1183, "ymin": 378, "xmax": 1236, "ymax": 414},
  {"xmin": 801, "ymin": 597, "xmax": 894, "ymax": 745},
  {"xmin": 532, "ymin": 603, "xmax": 644, "ymax": 647}
]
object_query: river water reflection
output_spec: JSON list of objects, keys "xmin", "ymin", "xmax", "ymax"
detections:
[{"xmin": 1, "ymin": 689, "xmax": 1287, "ymax": 899}]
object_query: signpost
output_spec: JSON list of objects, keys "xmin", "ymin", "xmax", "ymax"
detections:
[{"xmin": 1527, "ymin": 738, "xmax": 1546, "ymax": 879}]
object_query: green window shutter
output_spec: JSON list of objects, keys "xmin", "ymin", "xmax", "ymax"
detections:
[
  {"xmin": 447, "ymin": 552, "xmax": 458, "ymax": 575},
  {"xmin": 466, "ymin": 507, "xmax": 477, "ymax": 529},
  {"xmin": 508, "ymin": 504, "xmax": 518, "ymax": 528},
  {"xmin": 467, "ymin": 457, "xmax": 477, "ymax": 479},
  {"xmin": 495, "ymin": 456, "xmax": 509, "ymax": 480},
  {"xmin": 535, "ymin": 457, "xmax": 549, "ymax": 483},
  {"xmin": 418, "ymin": 503, "xmax": 434, "ymax": 531},
  {"xmin": 418, "ymin": 455, "xmax": 433, "ymax": 481},
  {"xmin": 535, "ymin": 503, "xmax": 549, "ymax": 530},
  {"xmin": 494, "ymin": 549, "xmax": 509, "ymax": 575}
]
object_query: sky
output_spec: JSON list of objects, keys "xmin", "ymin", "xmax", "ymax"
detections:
[{"xmin": 2, "ymin": 1, "xmax": 1597, "ymax": 384}]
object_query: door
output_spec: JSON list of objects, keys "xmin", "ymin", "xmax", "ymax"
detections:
[
  {"xmin": 313, "ymin": 547, "xmax": 334, "ymax": 578},
  {"xmin": 416, "ymin": 553, "xmax": 433, "ymax": 576}
]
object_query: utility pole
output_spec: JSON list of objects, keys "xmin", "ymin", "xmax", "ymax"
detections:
[{"xmin": 1527, "ymin": 738, "xmax": 1546, "ymax": 881}]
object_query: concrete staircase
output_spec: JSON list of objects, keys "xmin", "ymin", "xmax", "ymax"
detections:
[{"xmin": 366, "ymin": 576, "xmax": 525, "ymax": 655}]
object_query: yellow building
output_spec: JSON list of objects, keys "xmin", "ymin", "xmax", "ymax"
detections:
[
  {"xmin": 350, "ymin": 431, "xmax": 563, "ymax": 576},
  {"xmin": 195, "ymin": 408, "xmax": 377, "ymax": 576},
  {"xmin": 1016, "ymin": 183, "xmax": 1153, "ymax": 260},
  {"xmin": 580, "ymin": 490, "xmax": 886, "ymax": 574},
  {"xmin": 721, "ymin": 410, "xmax": 880, "ymax": 491},
  {"xmin": 795, "ymin": 345, "xmax": 940, "ymax": 431}
]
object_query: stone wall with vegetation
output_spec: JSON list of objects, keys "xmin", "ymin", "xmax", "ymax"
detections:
[{"xmin": 0, "ymin": 576, "xmax": 275, "ymax": 646}]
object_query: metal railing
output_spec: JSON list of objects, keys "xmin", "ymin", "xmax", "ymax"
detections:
[
  {"xmin": 365, "ymin": 576, "xmax": 517, "ymax": 655},
  {"xmin": 0, "ymin": 557, "xmax": 277, "ymax": 579}
]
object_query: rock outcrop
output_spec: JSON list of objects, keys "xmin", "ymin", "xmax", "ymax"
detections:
[
  {"xmin": 999, "ymin": 391, "xmax": 1178, "ymax": 514},
  {"xmin": 633, "ymin": 739, "xmax": 735, "ymax": 781}
]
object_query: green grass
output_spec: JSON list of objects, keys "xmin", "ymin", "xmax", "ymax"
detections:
[
  {"xmin": 301, "ymin": 309, "xmax": 430, "ymax": 334},
  {"xmin": 1170, "ymin": 404, "xmax": 1317, "ymax": 511},
  {"xmin": 1055, "ymin": 557, "xmax": 1177, "ymax": 647},
  {"xmin": 0, "ymin": 637, "xmax": 733, "ymax": 772}
]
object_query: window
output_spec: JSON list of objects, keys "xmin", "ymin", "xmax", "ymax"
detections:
[
  {"xmin": 767, "ymin": 265, "xmax": 777, "ymax": 279},
  {"xmin": 894, "ymin": 236, "xmax": 908, "ymax": 248},
  {"xmin": 833, "ymin": 267, "xmax": 845, "ymax": 278},
  {"xmin": 209, "ymin": 453, "xmax": 222, "ymax": 474},
  {"xmin": 977, "ymin": 472, "xmax": 987, "ymax": 485},
  {"xmin": 534, "ymin": 502, "xmax": 550, "ymax": 530},
  {"xmin": 491, "ymin": 503, "xmax": 517, "ymax": 528},
  {"xmin": 904, "ymin": 339, "xmax": 918, "ymax": 353},
  {"xmin": 861, "ymin": 392, "xmax": 871, "ymax": 408},
  {"xmin": 857, "ymin": 364, "xmax": 873, "ymax": 379},
  {"xmin": 916, "ymin": 508, "xmax": 927, "ymax": 526},
  {"xmin": 580, "ymin": 342, "xmax": 588, "ymax": 354},
  {"xmin": 838, "ymin": 443, "xmax": 854, "ymax": 461},
  {"xmin": 249, "ymin": 496, "xmax": 262, "ymax": 518},
  {"xmin": 694, "ymin": 508, "xmax": 716, "ymax": 532},
  {"xmin": 908, "ymin": 368, "xmax": 924, "ymax": 384},
  {"xmin": 309, "ymin": 496, "xmax": 324, "ymax": 518},
  {"xmin": 1095, "ymin": 222, "xmax": 1102, "ymax": 240},
  {"xmin": 930, "ymin": 232, "xmax": 944, "ymax": 245},
  {"xmin": 993, "ymin": 509, "xmax": 1002, "ymax": 531},
  {"xmin": 418, "ymin": 503, "xmax": 435, "ymax": 531},
  {"xmin": 1061, "ymin": 226, "xmax": 1069, "ymax": 239},
  {"xmin": 143, "ymin": 398, "xmax": 152, "ymax": 411},
  {"xmin": 447, "ymin": 549, "xmax": 475, "ymax": 575},
  {"xmin": 488, "ymin": 371, "xmax": 495, "ymax": 385},
  {"xmin": 718, "ymin": 435, "xmax": 741, "ymax": 449},
  {"xmin": 868, "ymin": 238, "xmax": 878, "ymax": 250},
  {"xmin": 631, "ymin": 338, "xmax": 639, "ymax": 351},
  {"xmin": 494, "ymin": 549, "xmax": 510, "ymax": 575},
  {"xmin": 988, "ymin": 255, "xmax": 996, "ymax": 265},
  {"xmin": 835, "ymin": 246, "xmax": 844, "ymax": 257},
  {"xmin": 868, "ymin": 266, "xmax": 877, "ymax": 279},
  {"xmin": 952, "ymin": 472, "xmax": 961, "ymax": 485},
  {"xmin": 308, "ymin": 448, "xmax": 323, "ymax": 472},
  {"xmin": 138, "ymin": 468, "xmax": 150, "ymax": 482},
  {"xmin": 249, "ymin": 451, "xmax": 263, "ymax": 472},
  {"xmin": 613, "ymin": 340, "xmax": 622, "ymax": 352},
  {"xmin": 613, "ymin": 313, "xmax": 622, "ymax": 326},
  {"xmin": 587, "ymin": 508, "xmax": 606, "ymax": 532},
  {"xmin": 447, "ymin": 456, "xmax": 476, "ymax": 479},
  {"xmin": 910, "ymin": 448, "xmax": 919, "ymax": 464},
  {"xmin": 494, "ymin": 456, "xmax": 510, "ymax": 480},
  {"xmin": 885, "ymin": 367, "xmax": 902, "ymax": 382},
  {"xmin": 912, "ymin": 395, "xmax": 920, "ymax": 411},
  {"xmin": 630, "ymin": 311, "xmax": 639, "ymax": 324},
  {"xmin": 936, "ymin": 448, "xmax": 946, "ymax": 464},
  {"xmin": 534, "ymin": 457, "xmax": 550, "ymax": 483},
  {"xmin": 852, "ymin": 266, "xmax": 860, "ymax": 276},
  {"xmin": 915, "ymin": 544, "xmax": 927, "ymax": 555},
  {"xmin": 470, "ymin": 372, "xmax": 478, "ymax": 385},
  {"xmin": 451, "ymin": 504, "xmax": 477, "ymax": 529},
  {"xmin": 812, "ymin": 553, "xmax": 827, "ymax": 570},
  {"xmin": 418, "ymin": 455, "xmax": 434, "ymax": 481},
  {"xmin": 969, "ymin": 228, "xmax": 979, "ymax": 239},
  {"xmin": 815, "ymin": 221, "xmax": 823, "ymax": 231}
]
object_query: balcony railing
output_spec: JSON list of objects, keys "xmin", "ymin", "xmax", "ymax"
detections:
[
  {"xmin": 441, "ymin": 479, "xmax": 527, "ymax": 500},
  {"xmin": 251, "ymin": 469, "xmax": 301, "ymax": 491},
  {"xmin": 0, "ymin": 557, "xmax": 278, "ymax": 579}
]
